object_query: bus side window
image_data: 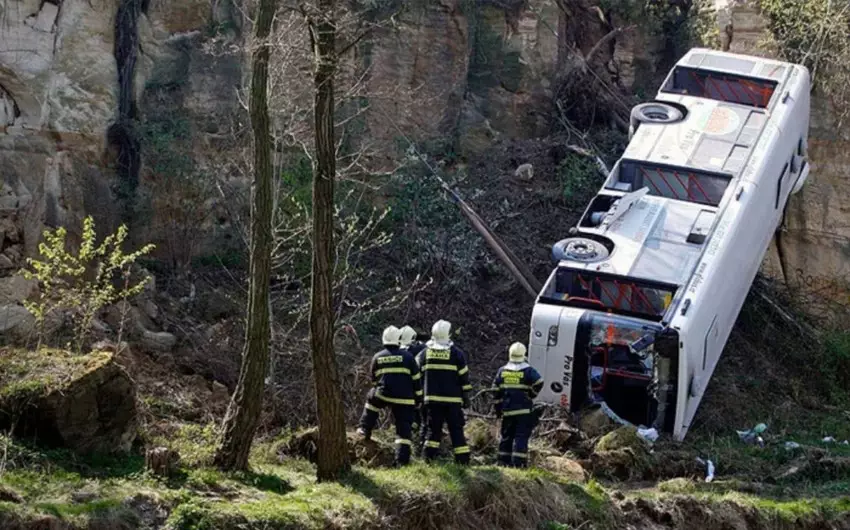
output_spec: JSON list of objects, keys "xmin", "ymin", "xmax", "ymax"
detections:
[{"xmin": 775, "ymin": 162, "xmax": 788, "ymax": 209}]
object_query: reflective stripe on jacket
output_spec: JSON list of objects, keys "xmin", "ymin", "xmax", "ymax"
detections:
[
  {"xmin": 416, "ymin": 345, "xmax": 471, "ymax": 404},
  {"xmin": 491, "ymin": 362, "xmax": 543, "ymax": 415},
  {"xmin": 371, "ymin": 346, "xmax": 422, "ymax": 405}
]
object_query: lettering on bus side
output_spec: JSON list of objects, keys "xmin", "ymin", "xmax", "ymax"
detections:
[
  {"xmin": 562, "ymin": 354, "xmax": 574, "ymax": 387},
  {"xmin": 688, "ymin": 215, "xmax": 733, "ymax": 295},
  {"xmin": 705, "ymin": 215, "xmax": 732, "ymax": 258},
  {"xmin": 689, "ymin": 262, "xmax": 708, "ymax": 294}
]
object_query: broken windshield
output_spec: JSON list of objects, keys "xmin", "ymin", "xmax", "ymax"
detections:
[{"xmin": 574, "ymin": 312, "xmax": 665, "ymax": 425}]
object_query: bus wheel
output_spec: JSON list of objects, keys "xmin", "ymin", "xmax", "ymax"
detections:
[{"xmin": 629, "ymin": 102, "xmax": 685, "ymax": 139}]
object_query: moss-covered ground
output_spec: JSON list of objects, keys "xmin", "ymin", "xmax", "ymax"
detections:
[
  {"xmin": 0, "ymin": 348, "xmax": 112, "ymax": 403},
  {"xmin": 0, "ymin": 424, "xmax": 848, "ymax": 530}
]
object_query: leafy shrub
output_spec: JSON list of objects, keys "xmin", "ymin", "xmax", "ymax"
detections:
[
  {"xmin": 20, "ymin": 216, "xmax": 155, "ymax": 351},
  {"xmin": 386, "ymin": 159, "xmax": 490, "ymax": 292},
  {"xmin": 558, "ymin": 153, "xmax": 605, "ymax": 203}
]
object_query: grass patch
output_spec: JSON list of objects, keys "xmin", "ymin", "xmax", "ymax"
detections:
[
  {"xmin": 341, "ymin": 463, "xmax": 616, "ymax": 530},
  {"xmin": 147, "ymin": 422, "xmax": 219, "ymax": 468},
  {"xmin": 636, "ymin": 484, "xmax": 850, "ymax": 523},
  {"xmin": 1, "ymin": 448, "xmax": 849, "ymax": 529}
]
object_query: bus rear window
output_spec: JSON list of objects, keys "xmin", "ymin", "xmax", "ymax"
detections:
[
  {"xmin": 552, "ymin": 269, "xmax": 676, "ymax": 318},
  {"xmin": 662, "ymin": 66, "xmax": 777, "ymax": 109},
  {"xmin": 613, "ymin": 161, "xmax": 731, "ymax": 206}
]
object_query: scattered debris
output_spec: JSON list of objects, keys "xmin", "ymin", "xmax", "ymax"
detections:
[
  {"xmin": 578, "ymin": 407, "xmax": 618, "ymax": 438},
  {"xmin": 540, "ymin": 456, "xmax": 587, "ymax": 482},
  {"xmin": 600, "ymin": 401, "xmax": 632, "ymax": 428},
  {"xmin": 736, "ymin": 423, "xmax": 767, "ymax": 447},
  {"xmin": 278, "ymin": 427, "xmax": 396, "ymax": 468},
  {"xmin": 514, "ymin": 163, "xmax": 534, "ymax": 181},
  {"xmin": 784, "ymin": 441, "xmax": 801, "ymax": 451},
  {"xmin": 695, "ymin": 457, "xmax": 715, "ymax": 482},
  {"xmin": 705, "ymin": 460, "xmax": 715, "ymax": 482},
  {"xmin": 0, "ymin": 485, "xmax": 23, "ymax": 504},
  {"xmin": 822, "ymin": 436, "xmax": 836, "ymax": 443},
  {"xmin": 637, "ymin": 427, "xmax": 659, "ymax": 444},
  {"xmin": 772, "ymin": 460, "xmax": 805, "ymax": 482},
  {"xmin": 588, "ymin": 426, "xmax": 652, "ymax": 481}
]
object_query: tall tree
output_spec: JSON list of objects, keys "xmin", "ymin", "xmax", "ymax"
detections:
[
  {"xmin": 309, "ymin": 0, "xmax": 350, "ymax": 481},
  {"xmin": 214, "ymin": 0, "xmax": 276, "ymax": 471}
]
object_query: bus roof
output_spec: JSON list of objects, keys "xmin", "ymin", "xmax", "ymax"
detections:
[
  {"xmin": 677, "ymin": 48, "xmax": 798, "ymax": 83},
  {"xmin": 622, "ymin": 98, "xmax": 767, "ymax": 177},
  {"xmin": 562, "ymin": 194, "xmax": 706, "ymax": 288},
  {"xmin": 554, "ymin": 48, "xmax": 810, "ymax": 292},
  {"xmin": 622, "ymin": 48, "xmax": 805, "ymax": 177}
]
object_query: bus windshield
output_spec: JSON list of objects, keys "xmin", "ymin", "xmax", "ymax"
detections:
[
  {"xmin": 547, "ymin": 268, "xmax": 677, "ymax": 319},
  {"xmin": 575, "ymin": 312, "xmax": 665, "ymax": 425},
  {"xmin": 662, "ymin": 65, "xmax": 778, "ymax": 109}
]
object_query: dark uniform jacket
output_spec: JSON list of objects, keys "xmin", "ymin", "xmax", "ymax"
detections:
[
  {"xmin": 491, "ymin": 362, "xmax": 544, "ymax": 416},
  {"xmin": 370, "ymin": 346, "xmax": 422, "ymax": 406},
  {"xmin": 416, "ymin": 344, "xmax": 472, "ymax": 405},
  {"xmin": 405, "ymin": 340, "xmax": 426, "ymax": 357}
]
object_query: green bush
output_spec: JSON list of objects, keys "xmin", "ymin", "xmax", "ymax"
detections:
[
  {"xmin": 20, "ymin": 217, "xmax": 154, "ymax": 350},
  {"xmin": 386, "ymin": 163, "xmax": 489, "ymax": 291},
  {"xmin": 558, "ymin": 153, "xmax": 605, "ymax": 203}
]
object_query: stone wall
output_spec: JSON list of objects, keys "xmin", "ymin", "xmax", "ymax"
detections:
[{"xmin": 0, "ymin": 0, "xmax": 244, "ymax": 272}]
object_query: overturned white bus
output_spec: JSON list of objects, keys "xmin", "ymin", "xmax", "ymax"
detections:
[{"xmin": 528, "ymin": 48, "xmax": 812, "ymax": 440}]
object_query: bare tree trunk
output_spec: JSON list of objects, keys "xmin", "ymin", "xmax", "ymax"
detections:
[
  {"xmin": 310, "ymin": 0, "xmax": 350, "ymax": 481},
  {"xmin": 213, "ymin": 0, "xmax": 276, "ymax": 472}
]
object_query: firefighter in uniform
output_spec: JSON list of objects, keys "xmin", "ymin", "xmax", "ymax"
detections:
[
  {"xmin": 357, "ymin": 325, "xmax": 422, "ymax": 466},
  {"xmin": 416, "ymin": 320, "xmax": 473, "ymax": 465},
  {"xmin": 491, "ymin": 342, "xmax": 544, "ymax": 468}
]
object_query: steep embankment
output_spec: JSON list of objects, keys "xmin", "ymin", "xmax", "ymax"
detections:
[{"xmin": 0, "ymin": 438, "xmax": 848, "ymax": 530}]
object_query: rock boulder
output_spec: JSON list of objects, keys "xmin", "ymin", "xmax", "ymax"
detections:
[
  {"xmin": 0, "ymin": 305, "xmax": 36, "ymax": 342},
  {"xmin": 0, "ymin": 275, "xmax": 38, "ymax": 305},
  {"xmin": 0, "ymin": 348, "xmax": 138, "ymax": 454}
]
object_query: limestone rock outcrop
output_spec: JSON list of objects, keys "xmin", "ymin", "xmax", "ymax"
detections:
[
  {"xmin": 713, "ymin": 0, "xmax": 850, "ymax": 320},
  {"xmin": 0, "ymin": 349, "xmax": 138, "ymax": 454}
]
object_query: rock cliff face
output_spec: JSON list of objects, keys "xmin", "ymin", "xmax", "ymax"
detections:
[
  {"xmin": 0, "ymin": 0, "xmax": 242, "ymax": 270},
  {"xmin": 0, "ymin": 0, "xmax": 846, "ymax": 308},
  {"xmin": 0, "ymin": 0, "xmax": 120, "ymax": 267},
  {"xmin": 715, "ymin": 0, "xmax": 850, "ymax": 319},
  {"xmin": 0, "ymin": 0, "xmax": 633, "ymax": 267}
]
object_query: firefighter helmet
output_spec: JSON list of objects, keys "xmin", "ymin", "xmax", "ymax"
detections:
[
  {"xmin": 382, "ymin": 325, "xmax": 402, "ymax": 346},
  {"xmin": 509, "ymin": 342, "xmax": 527, "ymax": 362}
]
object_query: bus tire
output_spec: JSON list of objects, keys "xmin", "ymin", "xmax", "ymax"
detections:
[
  {"xmin": 629, "ymin": 102, "xmax": 685, "ymax": 140},
  {"xmin": 552, "ymin": 237, "xmax": 609, "ymax": 263}
]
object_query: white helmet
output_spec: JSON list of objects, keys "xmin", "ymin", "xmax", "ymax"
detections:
[
  {"xmin": 399, "ymin": 326, "xmax": 417, "ymax": 347},
  {"xmin": 509, "ymin": 342, "xmax": 527, "ymax": 363},
  {"xmin": 382, "ymin": 325, "xmax": 402, "ymax": 346},
  {"xmin": 431, "ymin": 320, "xmax": 451, "ymax": 341}
]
